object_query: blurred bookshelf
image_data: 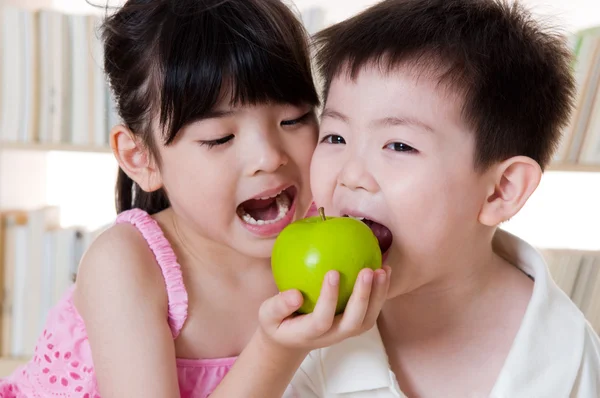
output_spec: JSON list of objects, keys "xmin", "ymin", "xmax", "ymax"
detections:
[
  {"xmin": 552, "ymin": 27, "xmax": 600, "ymax": 168},
  {"xmin": 0, "ymin": 357, "xmax": 26, "ymax": 377},
  {"xmin": 0, "ymin": 0, "xmax": 599, "ymax": 377},
  {"xmin": 0, "ymin": 1, "xmax": 115, "ymax": 373},
  {"xmin": 548, "ymin": 164, "xmax": 600, "ymax": 172},
  {"xmin": 0, "ymin": 142, "xmax": 111, "ymax": 153}
]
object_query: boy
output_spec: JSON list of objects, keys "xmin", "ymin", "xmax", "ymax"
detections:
[{"xmin": 292, "ymin": 0, "xmax": 600, "ymax": 396}]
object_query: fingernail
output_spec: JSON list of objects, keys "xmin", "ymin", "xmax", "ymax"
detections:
[
  {"xmin": 328, "ymin": 271, "xmax": 339, "ymax": 286},
  {"xmin": 362, "ymin": 270, "xmax": 373, "ymax": 284},
  {"xmin": 377, "ymin": 270, "xmax": 387, "ymax": 284}
]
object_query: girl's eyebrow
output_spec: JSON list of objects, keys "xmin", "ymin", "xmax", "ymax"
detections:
[
  {"xmin": 188, "ymin": 109, "xmax": 239, "ymax": 125},
  {"xmin": 202, "ymin": 109, "xmax": 238, "ymax": 120}
]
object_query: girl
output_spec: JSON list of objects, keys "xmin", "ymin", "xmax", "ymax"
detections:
[{"xmin": 0, "ymin": 0, "xmax": 390, "ymax": 397}]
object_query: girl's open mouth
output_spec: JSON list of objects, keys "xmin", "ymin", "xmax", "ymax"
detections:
[{"xmin": 237, "ymin": 186, "xmax": 297, "ymax": 237}]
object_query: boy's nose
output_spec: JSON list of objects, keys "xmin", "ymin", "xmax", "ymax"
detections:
[{"xmin": 338, "ymin": 156, "xmax": 378, "ymax": 193}]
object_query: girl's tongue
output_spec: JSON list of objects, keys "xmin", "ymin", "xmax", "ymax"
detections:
[
  {"xmin": 243, "ymin": 197, "xmax": 279, "ymax": 221},
  {"xmin": 238, "ymin": 190, "xmax": 292, "ymax": 224}
]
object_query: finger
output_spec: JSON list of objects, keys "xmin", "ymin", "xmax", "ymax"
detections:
[
  {"xmin": 303, "ymin": 270, "xmax": 340, "ymax": 338},
  {"xmin": 337, "ymin": 268, "xmax": 374, "ymax": 333},
  {"xmin": 258, "ymin": 289, "xmax": 303, "ymax": 332},
  {"xmin": 361, "ymin": 266, "xmax": 392, "ymax": 328}
]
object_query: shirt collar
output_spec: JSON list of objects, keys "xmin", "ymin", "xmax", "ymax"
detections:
[
  {"xmin": 318, "ymin": 229, "xmax": 587, "ymax": 397},
  {"xmin": 321, "ymin": 326, "xmax": 400, "ymax": 395},
  {"xmin": 490, "ymin": 229, "xmax": 585, "ymax": 397}
]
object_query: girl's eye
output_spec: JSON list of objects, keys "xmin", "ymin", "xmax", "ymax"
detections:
[
  {"xmin": 385, "ymin": 142, "xmax": 416, "ymax": 152},
  {"xmin": 198, "ymin": 134, "xmax": 235, "ymax": 149},
  {"xmin": 321, "ymin": 134, "xmax": 346, "ymax": 144},
  {"xmin": 281, "ymin": 112, "xmax": 312, "ymax": 127}
]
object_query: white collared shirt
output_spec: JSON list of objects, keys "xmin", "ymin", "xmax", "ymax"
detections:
[{"xmin": 289, "ymin": 230, "xmax": 600, "ymax": 397}]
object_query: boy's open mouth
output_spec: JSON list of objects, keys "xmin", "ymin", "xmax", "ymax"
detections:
[
  {"xmin": 237, "ymin": 186, "xmax": 297, "ymax": 225},
  {"xmin": 344, "ymin": 215, "xmax": 393, "ymax": 255}
]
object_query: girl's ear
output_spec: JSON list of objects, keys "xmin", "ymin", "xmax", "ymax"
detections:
[
  {"xmin": 109, "ymin": 125, "xmax": 163, "ymax": 192},
  {"xmin": 478, "ymin": 156, "xmax": 542, "ymax": 226}
]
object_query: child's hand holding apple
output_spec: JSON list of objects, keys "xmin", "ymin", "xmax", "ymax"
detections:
[
  {"xmin": 257, "ymin": 208, "xmax": 390, "ymax": 351},
  {"xmin": 272, "ymin": 207, "xmax": 383, "ymax": 314}
]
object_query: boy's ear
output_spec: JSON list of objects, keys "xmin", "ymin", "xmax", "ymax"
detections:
[
  {"xmin": 478, "ymin": 156, "xmax": 542, "ymax": 227},
  {"xmin": 109, "ymin": 125, "xmax": 163, "ymax": 192}
]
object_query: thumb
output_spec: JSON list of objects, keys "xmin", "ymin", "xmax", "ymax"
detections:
[{"xmin": 259, "ymin": 290, "xmax": 303, "ymax": 329}]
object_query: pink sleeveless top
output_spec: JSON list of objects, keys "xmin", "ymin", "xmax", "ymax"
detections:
[{"xmin": 0, "ymin": 209, "xmax": 237, "ymax": 398}]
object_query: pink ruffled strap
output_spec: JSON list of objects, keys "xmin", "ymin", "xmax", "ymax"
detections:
[{"xmin": 115, "ymin": 208, "xmax": 188, "ymax": 339}]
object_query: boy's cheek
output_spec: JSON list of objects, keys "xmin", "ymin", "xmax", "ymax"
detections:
[
  {"xmin": 309, "ymin": 180, "xmax": 335, "ymax": 215},
  {"xmin": 304, "ymin": 202, "xmax": 319, "ymax": 218},
  {"xmin": 309, "ymin": 157, "xmax": 334, "ymax": 205}
]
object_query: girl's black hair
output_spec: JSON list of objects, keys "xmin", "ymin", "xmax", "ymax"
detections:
[{"xmin": 102, "ymin": 0, "xmax": 319, "ymax": 214}]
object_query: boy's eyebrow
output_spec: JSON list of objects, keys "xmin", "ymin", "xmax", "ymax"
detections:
[
  {"xmin": 321, "ymin": 108, "xmax": 350, "ymax": 123},
  {"xmin": 321, "ymin": 108, "xmax": 434, "ymax": 133},
  {"xmin": 374, "ymin": 116, "xmax": 435, "ymax": 133}
]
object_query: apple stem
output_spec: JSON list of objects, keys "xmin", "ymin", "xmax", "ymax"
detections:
[{"xmin": 318, "ymin": 207, "xmax": 326, "ymax": 221}]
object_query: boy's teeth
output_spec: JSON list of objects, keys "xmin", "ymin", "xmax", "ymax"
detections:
[
  {"xmin": 240, "ymin": 191, "xmax": 291, "ymax": 225},
  {"xmin": 347, "ymin": 215, "xmax": 365, "ymax": 220}
]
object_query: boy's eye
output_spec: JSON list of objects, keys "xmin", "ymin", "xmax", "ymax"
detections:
[
  {"xmin": 198, "ymin": 134, "xmax": 235, "ymax": 149},
  {"xmin": 321, "ymin": 134, "xmax": 346, "ymax": 144},
  {"xmin": 385, "ymin": 142, "xmax": 415, "ymax": 152},
  {"xmin": 281, "ymin": 112, "xmax": 312, "ymax": 127}
]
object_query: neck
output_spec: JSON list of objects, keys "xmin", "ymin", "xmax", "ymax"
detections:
[
  {"xmin": 157, "ymin": 208, "xmax": 277, "ymax": 291},
  {"xmin": 379, "ymin": 240, "xmax": 506, "ymax": 343}
]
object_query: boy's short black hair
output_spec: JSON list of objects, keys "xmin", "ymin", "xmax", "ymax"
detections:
[{"xmin": 314, "ymin": 0, "xmax": 576, "ymax": 170}]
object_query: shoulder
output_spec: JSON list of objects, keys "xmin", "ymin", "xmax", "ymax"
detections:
[
  {"xmin": 582, "ymin": 323, "xmax": 600, "ymax": 357},
  {"xmin": 492, "ymin": 230, "xmax": 597, "ymax": 395},
  {"xmin": 571, "ymin": 323, "xmax": 600, "ymax": 395},
  {"xmin": 73, "ymin": 221, "xmax": 168, "ymax": 319},
  {"xmin": 70, "ymin": 216, "xmax": 182, "ymax": 397}
]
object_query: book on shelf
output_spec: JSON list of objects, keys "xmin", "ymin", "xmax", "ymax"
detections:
[
  {"xmin": 554, "ymin": 27, "xmax": 600, "ymax": 166},
  {"xmin": 0, "ymin": 5, "xmax": 119, "ymax": 148},
  {"xmin": 0, "ymin": 206, "xmax": 104, "ymax": 358},
  {"xmin": 0, "ymin": 5, "xmax": 599, "ymax": 165},
  {"xmin": 540, "ymin": 248, "xmax": 600, "ymax": 333}
]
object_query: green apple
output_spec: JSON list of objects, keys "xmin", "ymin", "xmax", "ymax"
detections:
[{"xmin": 271, "ymin": 207, "xmax": 382, "ymax": 314}]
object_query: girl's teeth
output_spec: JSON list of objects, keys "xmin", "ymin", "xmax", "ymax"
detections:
[
  {"xmin": 240, "ymin": 191, "xmax": 291, "ymax": 225},
  {"xmin": 258, "ymin": 190, "xmax": 283, "ymax": 200}
]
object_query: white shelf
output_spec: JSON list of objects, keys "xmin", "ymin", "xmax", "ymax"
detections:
[
  {"xmin": 548, "ymin": 163, "xmax": 600, "ymax": 173},
  {"xmin": 0, "ymin": 142, "xmax": 111, "ymax": 154}
]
